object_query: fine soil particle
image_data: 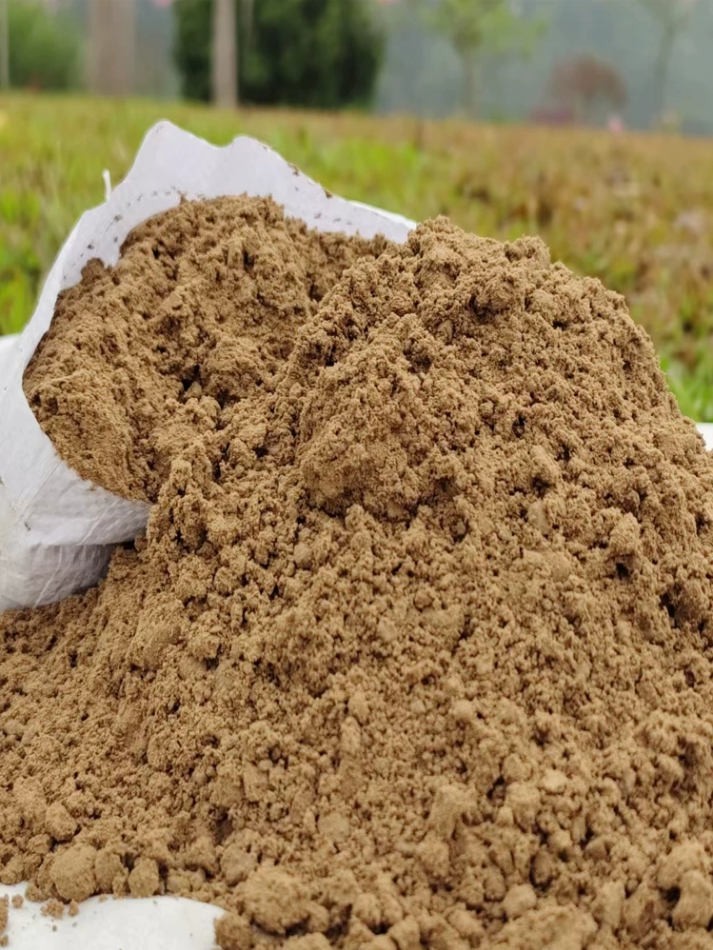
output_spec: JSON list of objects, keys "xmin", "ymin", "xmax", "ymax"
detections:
[
  {"xmin": 23, "ymin": 195, "xmax": 390, "ymax": 502},
  {"xmin": 4, "ymin": 202, "xmax": 713, "ymax": 950},
  {"xmin": 40, "ymin": 899, "xmax": 65, "ymax": 920}
]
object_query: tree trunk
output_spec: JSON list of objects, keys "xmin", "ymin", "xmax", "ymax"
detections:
[
  {"xmin": 89, "ymin": 0, "xmax": 136, "ymax": 97},
  {"xmin": 652, "ymin": 27, "xmax": 674, "ymax": 124},
  {"xmin": 459, "ymin": 50, "xmax": 479, "ymax": 119},
  {"xmin": 0, "ymin": 0, "xmax": 9, "ymax": 89},
  {"xmin": 212, "ymin": 0, "xmax": 238, "ymax": 108}
]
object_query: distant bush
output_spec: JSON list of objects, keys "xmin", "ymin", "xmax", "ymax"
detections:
[
  {"xmin": 8, "ymin": 0, "xmax": 81, "ymax": 91},
  {"xmin": 549, "ymin": 55, "xmax": 627, "ymax": 124},
  {"xmin": 174, "ymin": 0, "xmax": 384, "ymax": 109}
]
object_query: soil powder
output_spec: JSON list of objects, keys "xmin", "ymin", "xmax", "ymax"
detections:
[
  {"xmin": 24, "ymin": 195, "xmax": 389, "ymax": 502},
  {"xmin": 4, "ymin": 198, "xmax": 713, "ymax": 950}
]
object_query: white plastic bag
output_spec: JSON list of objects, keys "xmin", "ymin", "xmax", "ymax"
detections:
[
  {"xmin": 0, "ymin": 121, "xmax": 414, "ymax": 612},
  {"xmin": 0, "ymin": 334, "xmax": 15, "ymax": 380}
]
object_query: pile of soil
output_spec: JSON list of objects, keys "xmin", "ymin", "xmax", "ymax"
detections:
[
  {"xmin": 3, "ymin": 196, "xmax": 713, "ymax": 950},
  {"xmin": 24, "ymin": 196, "xmax": 389, "ymax": 502}
]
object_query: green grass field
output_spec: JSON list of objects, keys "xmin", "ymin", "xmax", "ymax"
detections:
[{"xmin": 3, "ymin": 92, "xmax": 713, "ymax": 418}]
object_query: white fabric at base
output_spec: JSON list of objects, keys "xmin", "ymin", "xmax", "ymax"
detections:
[{"xmin": 0, "ymin": 883, "xmax": 221, "ymax": 950}]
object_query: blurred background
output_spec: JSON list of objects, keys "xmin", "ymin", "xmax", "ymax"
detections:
[{"xmin": 1, "ymin": 0, "xmax": 713, "ymax": 416}]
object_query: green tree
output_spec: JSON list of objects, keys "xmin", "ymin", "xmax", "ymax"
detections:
[
  {"xmin": 174, "ymin": 0, "xmax": 384, "ymax": 110},
  {"xmin": 6, "ymin": 0, "xmax": 80, "ymax": 90},
  {"xmin": 419, "ymin": 0, "xmax": 543, "ymax": 118},
  {"xmin": 636, "ymin": 0, "xmax": 697, "ymax": 122},
  {"xmin": 174, "ymin": 0, "xmax": 211, "ymax": 102}
]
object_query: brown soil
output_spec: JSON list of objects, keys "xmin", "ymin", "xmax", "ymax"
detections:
[
  {"xmin": 23, "ymin": 195, "xmax": 389, "ymax": 501},
  {"xmin": 4, "ymin": 201, "xmax": 713, "ymax": 950}
]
